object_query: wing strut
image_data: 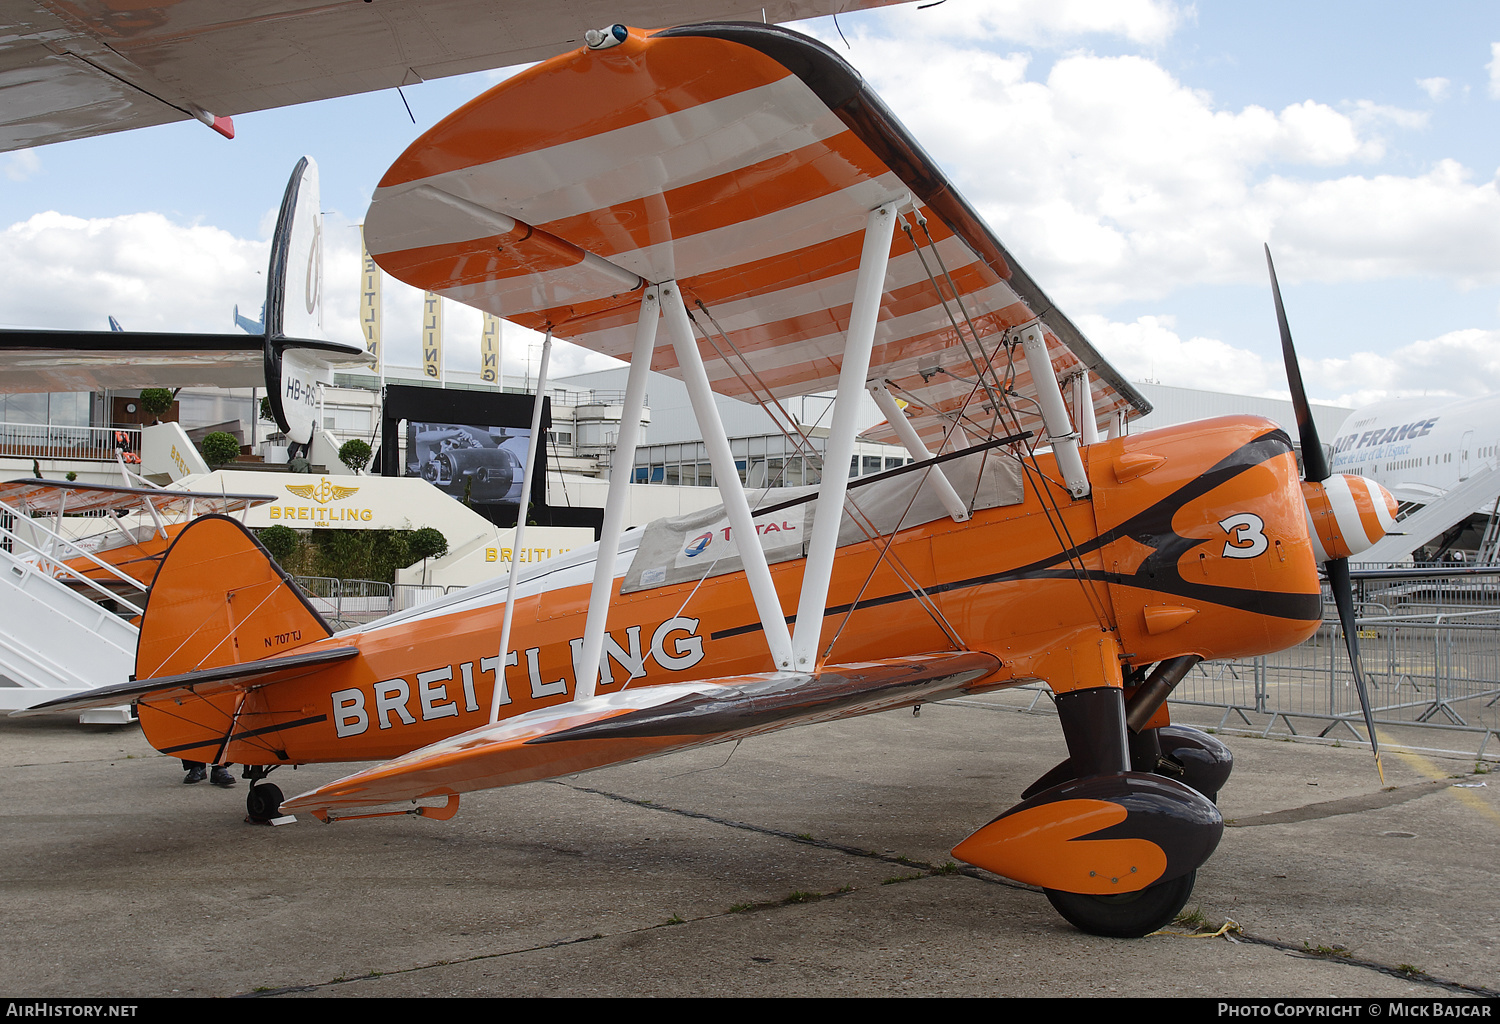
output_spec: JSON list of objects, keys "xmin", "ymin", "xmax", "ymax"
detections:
[
  {"xmin": 867, "ymin": 381, "xmax": 970, "ymax": 523},
  {"xmin": 1017, "ymin": 321, "xmax": 1090, "ymax": 499},
  {"xmin": 791, "ymin": 198, "xmax": 907, "ymax": 669},
  {"xmin": 662, "ymin": 282, "xmax": 795, "ymax": 670},
  {"xmin": 489, "ymin": 330, "xmax": 554, "ymax": 722},
  {"xmin": 575, "ymin": 286, "xmax": 662, "ymax": 700}
]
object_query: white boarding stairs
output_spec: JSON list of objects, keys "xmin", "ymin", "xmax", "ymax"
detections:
[
  {"xmin": 0, "ymin": 514, "xmax": 142, "ymax": 724},
  {"xmin": 1361, "ymin": 464, "xmax": 1500, "ymax": 564}
]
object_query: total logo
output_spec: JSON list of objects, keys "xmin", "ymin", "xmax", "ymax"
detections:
[{"xmin": 684, "ymin": 532, "xmax": 713, "ymax": 558}]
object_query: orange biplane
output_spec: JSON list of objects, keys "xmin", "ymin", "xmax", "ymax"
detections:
[{"xmin": 21, "ymin": 23, "xmax": 1400, "ymax": 937}]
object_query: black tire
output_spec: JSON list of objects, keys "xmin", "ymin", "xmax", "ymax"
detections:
[
  {"xmin": 1044, "ymin": 870, "xmax": 1196, "ymax": 938},
  {"xmin": 246, "ymin": 783, "xmax": 285, "ymax": 823}
]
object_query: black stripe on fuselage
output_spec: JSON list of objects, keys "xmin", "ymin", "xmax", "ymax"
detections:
[
  {"xmin": 157, "ymin": 713, "xmax": 327, "ymax": 755},
  {"xmin": 710, "ymin": 428, "xmax": 1320, "ymax": 640}
]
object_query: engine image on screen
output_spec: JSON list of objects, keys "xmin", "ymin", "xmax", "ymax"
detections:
[{"xmin": 405, "ymin": 421, "xmax": 530, "ymax": 505}]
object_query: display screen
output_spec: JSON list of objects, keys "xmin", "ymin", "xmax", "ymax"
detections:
[
  {"xmin": 404, "ymin": 421, "xmax": 531, "ymax": 506},
  {"xmin": 381, "ymin": 383, "xmax": 550, "ymax": 527}
]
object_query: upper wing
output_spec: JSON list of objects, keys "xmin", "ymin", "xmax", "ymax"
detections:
[
  {"xmin": 0, "ymin": 1, "xmax": 904, "ymax": 152},
  {"xmin": 363, "ymin": 23, "xmax": 1149, "ymax": 447},
  {"xmin": 280, "ymin": 650, "xmax": 1000, "ymax": 817}
]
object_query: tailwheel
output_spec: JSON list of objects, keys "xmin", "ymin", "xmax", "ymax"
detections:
[
  {"xmin": 246, "ymin": 783, "xmax": 285, "ymax": 823},
  {"xmin": 1045, "ymin": 870, "xmax": 1196, "ymax": 938}
]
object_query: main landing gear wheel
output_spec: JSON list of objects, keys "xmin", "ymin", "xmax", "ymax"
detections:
[
  {"xmin": 1045, "ymin": 870, "xmax": 1196, "ymax": 938},
  {"xmin": 246, "ymin": 783, "xmax": 285, "ymax": 823}
]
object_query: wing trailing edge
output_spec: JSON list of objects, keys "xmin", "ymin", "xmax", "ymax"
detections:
[{"xmin": 282, "ymin": 650, "xmax": 1002, "ymax": 818}]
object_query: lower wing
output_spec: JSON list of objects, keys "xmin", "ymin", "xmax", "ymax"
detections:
[{"xmin": 282, "ymin": 650, "xmax": 1001, "ymax": 819}]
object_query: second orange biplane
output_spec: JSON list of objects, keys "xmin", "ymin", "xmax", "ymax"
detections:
[{"xmin": 23, "ymin": 23, "xmax": 1400, "ymax": 937}]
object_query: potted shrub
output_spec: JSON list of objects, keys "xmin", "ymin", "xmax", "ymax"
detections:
[{"xmin": 200, "ymin": 431, "xmax": 241, "ymax": 467}]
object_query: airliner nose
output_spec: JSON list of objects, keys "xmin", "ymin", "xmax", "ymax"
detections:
[{"xmin": 1301, "ymin": 475, "xmax": 1399, "ymax": 562}]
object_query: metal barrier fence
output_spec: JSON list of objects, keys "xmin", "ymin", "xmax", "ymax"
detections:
[
  {"xmin": 292, "ymin": 577, "xmax": 402, "ymax": 624},
  {"xmin": 1171, "ymin": 571, "xmax": 1500, "ymax": 761},
  {"xmin": 0, "ymin": 422, "xmax": 140, "ymax": 462},
  {"xmin": 290, "ymin": 577, "xmax": 461, "ymax": 622}
]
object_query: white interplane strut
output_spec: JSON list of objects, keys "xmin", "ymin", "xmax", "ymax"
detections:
[
  {"xmin": 661, "ymin": 282, "xmax": 796, "ymax": 670},
  {"xmin": 1073, "ymin": 372, "xmax": 1100, "ymax": 445},
  {"xmin": 867, "ymin": 380, "xmax": 970, "ymax": 523},
  {"xmin": 490, "ymin": 330, "xmax": 554, "ymax": 722},
  {"xmin": 1017, "ymin": 320, "xmax": 1090, "ymax": 499},
  {"xmin": 791, "ymin": 199, "xmax": 905, "ymax": 669},
  {"xmin": 575, "ymin": 286, "xmax": 661, "ymax": 700}
]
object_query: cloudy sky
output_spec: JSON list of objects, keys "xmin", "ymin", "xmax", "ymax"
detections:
[{"xmin": 3, "ymin": 0, "xmax": 1499, "ymax": 409}]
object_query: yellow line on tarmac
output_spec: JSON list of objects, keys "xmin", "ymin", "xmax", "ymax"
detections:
[{"xmin": 1387, "ymin": 747, "xmax": 1500, "ymax": 827}]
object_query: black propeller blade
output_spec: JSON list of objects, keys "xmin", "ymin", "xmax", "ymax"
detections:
[
  {"xmin": 1265, "ymin": 244, "xmax": 1331, "ymax": 483},
  {"xmin": 1265, "ymin": 244, "xmax": 1384, "ymax": 782}
]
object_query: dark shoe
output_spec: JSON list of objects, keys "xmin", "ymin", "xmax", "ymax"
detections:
[
  {"xmin": 210, "ymin": 767, "xmax": 236, "ymax": 787},
  {"xmin": 183, "ymin": 766, "xmax": 207, "ymax": 784}
]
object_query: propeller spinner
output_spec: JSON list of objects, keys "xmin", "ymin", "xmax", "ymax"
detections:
[{"xmin": 1266, "ymin": 245, "xmax": 1395, "ymax": 782}]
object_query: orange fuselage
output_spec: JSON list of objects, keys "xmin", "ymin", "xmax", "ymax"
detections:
[{"xmin": 139, "ymin": 415, "xmax": 1322, "ymax": 768}]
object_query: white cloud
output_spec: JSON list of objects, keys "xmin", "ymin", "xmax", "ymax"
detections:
[
  {"xmin": 1079, "ymin": 314, "xmax": 1279, "ymax": 394},
  {"xmin": 866, "ymin": 0, "xmax": 1190, "ymax": 47},
  {"xmin": 1416, "ymin": 76, "xmax": 1450, "ymax": 101},
  {"xmin": 0, "ymin": 208, "xmax": 617, "ymax": 384},
  {"xmin": 1348, "ymin": 99, "xmax": 1428, "ymax": 134},
  {"xmin": 1488, "ymin": 42, "xmax": 1500, "ymax": 99},
  {"xmin": 0, "ymin": 212, "xmax": 265, "ymax": 333},
  {"xmin": 2, "ymin": 151, "xmax": 40, "ymax": 182},
  {"xmin": 1084, "ymin": 313, "xmax": 1500, "ymax": 407},
  {"xmin": 1260, "ymin": 161, "xmax": 1500, "ymax": 288},
  {"xmin": 829, "ymin": 36, "xmax": 1500, "ymax": 305}
]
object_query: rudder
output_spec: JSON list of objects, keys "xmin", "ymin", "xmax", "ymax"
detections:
[{"xmin": 136, "ymin": 514, "xmax": 332, "ymax": 680}]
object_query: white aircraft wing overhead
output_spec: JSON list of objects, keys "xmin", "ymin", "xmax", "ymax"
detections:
[
  {"xmin": 362, "ymin": 23, "xmax": 1150, "ymax": 449},
  {"xmin": 0, "ymin": 331, "xmax": 265, "ymax": 392},
  {"xmin": 0, "ymin": 155, "xmax": 367, "ymax": 443},
  {"xmin": 0, "ymin": 1, "xmax": 904, "ymax": 152}
]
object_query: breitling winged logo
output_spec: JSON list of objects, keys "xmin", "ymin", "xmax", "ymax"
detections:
[{"xmin": 285, "ymin": 478, "xmax": 360, "ymax": 505}]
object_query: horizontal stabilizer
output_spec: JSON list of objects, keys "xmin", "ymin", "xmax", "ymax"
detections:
[
  {"xmin": 282, "ymin": 650, "xmax": 1000, "ymax": 818},
  {"xmin": 12, "ymin": 646, "xmax": 359, "ymax": 717}
]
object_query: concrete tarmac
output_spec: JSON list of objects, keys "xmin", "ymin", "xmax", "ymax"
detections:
[{"xmin": 2, "ymin": 695, "xmax": 1497, "ymax": 999}]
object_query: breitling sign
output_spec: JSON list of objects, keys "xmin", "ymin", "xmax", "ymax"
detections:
[{"xmin": 269, "ymin": 477, "xmax": 374, "ymax": 524}]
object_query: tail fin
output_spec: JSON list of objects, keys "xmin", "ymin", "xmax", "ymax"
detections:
[
  {"xmin": 136, "ymin": 514, "xmax": 331, "ymax": 680},
  {"xmin": 261, "ymin": 156, "xmax": 370, "ymax": 445}
]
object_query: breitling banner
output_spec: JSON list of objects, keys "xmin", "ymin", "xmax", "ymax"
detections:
[
  {"xmin": 360, "ymin": 228, "xmax": 381, "ymax": 373},
  {"xmin": 203, "ymin": 471, "xmax": 479, "ymax": 531},
  {"xmin": 481, "ymin": 313, "xmax": 500, "ymax": 384},
  {"xmin": 267, "ymin": 476, "xmax": 373, "ymax": 524},
  {"xmin": 422, "ymin": 291, "xmax": 443, "ymax": 382}
]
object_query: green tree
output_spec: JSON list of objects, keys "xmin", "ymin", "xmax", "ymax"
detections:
[
  {"xmin": 139, "ymin": 388, "xmax": 174, "ymax": 422},
  {"xmin": 408, "ymin": 526, "xmax": 448, "ymax": 585},
  {"xmin": 338, "ymin": 438, "xmax": 373, "ymax": 474},
  {"xmin": 200, "ymin": 431, "xmax": 241, "ymax": 466},
  {"xmin": 258, "ymin": 525, "xmax": 299, "ymax": 564}
]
